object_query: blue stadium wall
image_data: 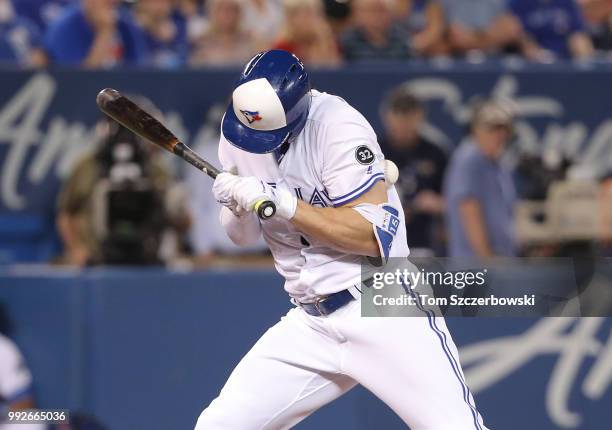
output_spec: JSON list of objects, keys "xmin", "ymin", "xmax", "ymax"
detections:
[
  {"xmin": 0, "ymin": 268, "xmax": 610, "ymax": 430},
  {"xmin": 2, "ymin": 63, "xmax": 612, "ymax": 262}
]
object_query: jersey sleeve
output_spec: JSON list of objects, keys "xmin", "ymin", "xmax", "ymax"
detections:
[{"xmin": 321, "ymin": 120, "xmax": 385, "ymax": 207}]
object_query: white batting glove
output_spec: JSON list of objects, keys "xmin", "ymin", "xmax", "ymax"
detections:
[
  {"xmin": 212, "ymin": 172, "xmax": 247, "ymax": 217},
  {"xmin": 215, "ymin": 173, "xmax": 297, "ymax": 220},
  {"xmin": 265, "ymin": 181, "xmax": 298, "ymax": 220}
]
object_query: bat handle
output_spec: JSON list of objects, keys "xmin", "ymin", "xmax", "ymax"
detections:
[
  {"xmin": 254, "ymin": 199, "xmax": 276, "ymax": 220},
  {"xmin": 177, "ymin": 142, "xmax": 276, "ymax": 219}
]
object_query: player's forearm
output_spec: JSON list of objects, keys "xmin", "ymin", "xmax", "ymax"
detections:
[
  {"xmin": 291, "ymin": 200, "xmax": 379, "ymax": 257},
  {"xmin": 220, "ymin": 206, "xmax": 261, "ymax": 247}
]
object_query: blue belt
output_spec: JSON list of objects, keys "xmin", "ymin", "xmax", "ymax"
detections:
[{"xmin": 298, "ymin": 289, "xmax": 356, "ymax": 317}]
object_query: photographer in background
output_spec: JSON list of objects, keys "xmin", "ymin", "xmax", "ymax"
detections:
[
  {"xmin": 379, "ymin": 87, "xmax": 447, "ymax": 255},
  {"xmin": 56, "ymin": 102, "xmax": 190, "ymax": 266}
]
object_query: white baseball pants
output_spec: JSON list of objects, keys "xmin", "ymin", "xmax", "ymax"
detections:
[{"xmin": 195, "ymin": 299, "xmax": 487, "ymax": 430}]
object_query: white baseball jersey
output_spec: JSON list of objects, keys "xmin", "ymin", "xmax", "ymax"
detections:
[{"xmin": 219, "ymin": 90, "xmax": 410, "ymax": 301}]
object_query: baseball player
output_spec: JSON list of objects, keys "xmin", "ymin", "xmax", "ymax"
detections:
[{"xmin": 196, "ymin": 50, "xmax": 487, "ymax": 430}]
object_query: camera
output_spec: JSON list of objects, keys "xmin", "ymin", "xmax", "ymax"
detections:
[{"xmin": 91, "ymin": 124, "xmax": 166, "ymax": 265}]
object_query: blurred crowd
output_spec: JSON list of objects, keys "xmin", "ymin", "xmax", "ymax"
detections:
[
  {"xmin": 3, "ymin": 0, "xmax": 612, "ymax": 69},
  {"xmin": 0, "ymin": 0, "xmax": 609, "ymax": 267},
  {"xmin": 51, "ymin": 82, "xmax": 612, "ymax": 269}
]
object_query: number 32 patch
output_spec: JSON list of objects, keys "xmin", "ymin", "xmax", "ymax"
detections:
[{"xmin": 355, "ymin": 145, "xmax": 375, "ymax": 165}]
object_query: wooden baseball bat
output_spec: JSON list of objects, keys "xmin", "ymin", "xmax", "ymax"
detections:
[{"xmin": 96, "ymin": 88, "xmax": 276, "ymax": 220}]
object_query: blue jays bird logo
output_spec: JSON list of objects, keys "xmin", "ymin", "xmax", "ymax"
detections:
[{"xmin": 240, "ymin": 110, "xmax": 262, "ymax": 124}]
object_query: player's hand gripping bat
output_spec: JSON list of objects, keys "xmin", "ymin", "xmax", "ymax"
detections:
[{"xmin": 96, "ymin": 88, "xmax": 276, "ymax": 220}]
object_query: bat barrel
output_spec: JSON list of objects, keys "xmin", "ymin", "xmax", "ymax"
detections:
[
  {"xmin": 95, "ymin": 88, "xmax": 276, "ymax": 220},
  {"xmin": 96, "ymin": 88, "xmax": 121, "ymax": 110},
  {"xmin": 96, "ymin": 87, "xmax": 180, "ymax": 153}
]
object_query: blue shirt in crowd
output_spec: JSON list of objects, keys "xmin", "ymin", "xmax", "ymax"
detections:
[
  {"xmin": 509, "ymin": 0, "xmax": 586, "ymax": 58},
  {"xmin": 0, "ymin": 15, "xmax": 41, "ymax": 65},
  {"xmin": 444, "ymin": 139, "xmax": 516, "ymax": 258},
  {"xmin": 142, "ymin": 12, "xmax": 189, "ymax": 69},
  {"xmin": 11, "ymin": 0, "xmax": 74, "ymax": 32},
  {"xmin": 43, "ymin": 4, "xmax": 146, "ymax": 66}
]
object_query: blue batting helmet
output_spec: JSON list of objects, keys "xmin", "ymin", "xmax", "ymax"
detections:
[{"xmin": 221, "ymin": 50, "xmax": 312, "ymax": 154}]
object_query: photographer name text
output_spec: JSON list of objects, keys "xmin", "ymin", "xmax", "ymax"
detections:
[{"xmin": 373, "ymin": 294, "xmax": 537, "ymax": 307}]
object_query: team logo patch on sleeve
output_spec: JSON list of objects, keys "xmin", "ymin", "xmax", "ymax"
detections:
[
  {"xmin": 240, "ymin": 110, "xmax": 262, "ymax": 124},
  {"xmin": 355, "ymin": 145, "xmax": 375, "ymax": 165}
]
